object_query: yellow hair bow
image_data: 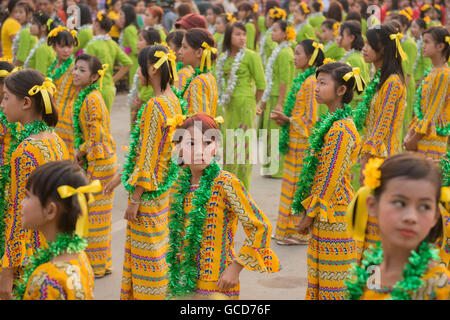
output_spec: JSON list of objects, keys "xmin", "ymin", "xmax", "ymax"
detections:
[
  {"xmin": 308, "ymin": 41, "xmax": 324, "ymax": 66},
  {"xmin": 153, "ymin": 50, "xmax": 179, "ymax": 83},
  {"xmin": 28, "ymin": 77, "xmax": 56, "ymax": 115},
  {"xmin": 97, "ymin": 64, "xmax": 108, "ymax": 90},
  {"xmin": 333, "ymin": 22, "xmax": 340, "ymax": 37},
  {"xmin": 0, "ymin": 66, "xmax": 21, "ymax": 78},
  {"xmin": 70, "ymin": 29, "xmax": 78, "ymax": 39},
  {"xmin": 323, "ymin": 58, "xmax": 335, "ymax": 64},
  {"xmin": 446, "ymin": 36, "xmax": 450, "ymax": 45},
  {"xmin": 343, "ymin": 67, "xmax": 366, "ymax": 92},
  {"xmin": 97, "ymin": 11, "xmax": 104, "ymax": 21},
  {"xmin": 434, "ymin": 4, "xmax": 441, "ymax": 10},
  {"xmin": 57, "ymin": 179, "xmax": 103, "ymax": 237},
  {"xmin": 253, "ymin": 3, "xmax": 258, "ymax": 13},
  {"xmin": 389, "ymin": 33, "xmax": 407, "ymax": 61},
  {"xmin": 399, "ymin": 9, "xmax": 412, "ymax": 21},
  {"xmin": 345, "ymin": 185, "xmax": 372, "ymax": 242},
  {"xmin": 225, "ymin": 13, "xmax": 236, "ymax": 23},
  {"xmin": 421, "ymin": 4, "xmax": 430, "ymax": 11},
  {"xmin": 300, "ymin": 2, "xmax": 310, "ymax": 14},
  {"xmin": 269, "ymin": 8, "xmax": 287, "ymax": 20},
  {"xmin": 200, "ymin": 42, "xmax": 217, "ymax": 72}
]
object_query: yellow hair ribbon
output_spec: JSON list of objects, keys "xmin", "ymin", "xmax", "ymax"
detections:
[
  {"xmin": 434, "ymin": 4, "xmax": 441, "ymax": 10},
  {"xmin": 28, "ymin": 77, "xmax": 56, "ymax": 115},
  {"xmin": 214, "ymin": 116, "xmax": 224, "ymax": 124},
  {"xmin": 345, "ymin": 185, "xmax": 372, "ymax": 242},
  {"xmin": 46, "ymin": 18, "xmax": 54, "ymax": 30},
  {"xmin": 421, "ymin": 4, "xmax": 430, "ymax": 11},
  {"xmin": 333, "ymin": 22, "xmax": 340, "ymax": 37},
  {"xmin": 0, "ymin": 66, "xmax": 21, "ymax": 77},
  {"xmin": 389, "ymin": 33, "xmax": 407, "ymax": 61},
  {"xmin": 70, "ymin": 29, "xmax": 78, "ymax": 40},
  {"xmin": 200, "ymin": 42, "xmax": 217, "ymax": 72},
  {"xmin": 57, "ymin": 180, "xmax": 103, "ymax": 238},
  {"xmin": 323, "ymin": 58, "xmax": 335, "ymax": 64},
  {"xmin": 308, "ymin": 41, "xmax": 324, "ymax": 66},
  {"xmin": 97, "ymin": 64, "xmax": 108, "ymax": 90},
  {"xmin": 342, "ymin": 67, "xmax": 366, "ymax": 92},
  {"xmin": 97, "ymin": 11, "xmax": 104, "ymax": 21},
  {"xmin": 399, "ymin": 9, "xmax": 412, "ymax": 21},
  {"xmin": 153, "ymin": 50, "xmax": 179, "ymax": 83},
  {"xmin": 225, "ymin": 13, "xmax": 236, "ymax": 23},
  {"xmin": 446, "ymin": 36, "xmax": 450, "ymax": 45}
]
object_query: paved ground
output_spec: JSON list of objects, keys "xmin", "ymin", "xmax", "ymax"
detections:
[{"xmin": 94, "ymin": 93, "xmax": 308, "ymax": 300}]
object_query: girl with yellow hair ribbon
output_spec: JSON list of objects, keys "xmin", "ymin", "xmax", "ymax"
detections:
[
  {"xmin": 0, "ymin": 69, "xmax": 69, "ymax": 300},
  {"xmin": 320, "ymin": 20, "xmax": 345, "ymax": 61},
  {"xmin": 71, "ymin": 54, "xmax": 117, "ymax": 278},
  {"xmin": 291, "ymin": 2, "xmax": 317, "ymax": 43}
]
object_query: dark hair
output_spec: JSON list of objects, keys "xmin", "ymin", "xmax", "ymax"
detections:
[
  {"xmin": 316, "ymin": 62, "xmax": 365, "ymax": 104},
  {"xmin": 5, "ymin": 69, "xmax": 58, "ymax": 126},
  {"xmin": 177, "ymin": 3, "xmax": 193, "ymax": 17},
  {"xmin": 106, "ymin": 0, "xmax": 120, "ymax": 11},
  {"xmin": 167, "ymin": 30, "xmax": 186, "ymax": 49},
  {"xmin": 8, "ymin": 0, "xmax": 20, "ymax": 13},
  {"xmin": 322, "ymin": 18, "xmax": 338, "ymax": 30},
  {"xmin": 184, "ymin": 28, "xmax": 217, "ymax": 63},
  {"xmin": 95, "ymin": 11, "xmax": 114, "ymax": 32},
  {"xmin": 388, "ymin": 0, "xmax": 400, "ymax": 10},
  {"xmin": 389, "ymin": 13, "xmax": 411, "ymax": 29},
  {"xmin": 237, "ymin": 1, "xmax": 255, "ymax": 22},
  {"xmin": 15, "ymin": 1, "xmax": 33, "ymax": 14},
  {"xmin": 312, "ymin": 1, "xmax": 323, "ymax": 12},
  {"xmin": 0, "ymin": 61, "xmax": 13, "ymax": 85},
  {"xmin": 141, "ymin": 27, "xmax": 162, "ymax": 45},
  {"xmin": 366, "ymin": 24, "xmax": 405, "ymax": 88},
  {"xmin": 299, "ymin": 39, "xmax": 325, "ymax": 67},
  {"xmin": 78, "ymin": 4, "xmax": 93, "ymax": 26},
  {"xmin": 297, "ymin": 2, "xmax": 310, "ymax": 15},
  {"xmin": 26, "ymin": 160, "xmax": 89, "ymax": 234},
  {"xmin": 346, "ymin": 10, "xmax": 362, "ymax": 23},
  {"xmin": 338, "ymin": 0, "xmax": 349, "ymax": 12},
  {"xmin": 32, "ymin": 11, "xmax": 58, "ymax": 35},
  {"xmin": 388, "ymin": 20, "xmax": 402, "ymax": 33},
  {"xmin": 424, "ymin": 26, "xmax": 450, "ymax": 61},
  {"xmin": 75, "ymin": 54, "xmax": 102, "ymax": 84},
  {"xmin": 274, "ymin": 19, "xmax": 289, "ymax": 33},
  {"xmin": 208, "ymin": 4, "xmax": 224, "ymax": 16},
  {"xmin": 327, "ymin": 2, "xmax": 343, "ymax": 22},
  {"xmin": 355, "ymin": 0, "xmax": 368, "ymax": 19},
  {"xmin": 138, "ymin": 45, "xmax": 174, "ymax": 90},
  {"xmin": 223, "ymin": 22, "xmax": 246, "ymax": 53},
  {"xmin": 373, "ymin": 153, "xmax": 443, "ymax": 244},
  {"xmin": 340, "ymin": 21, "xmax": 364, "ymax": 51},
  {"xmin": 47, "ymin": 29, "xmax": 79, "ymax": 47},
  {"xmin": 264, "ymin": 0, "xmax": 280, "ymax": 15},
  {"xmin": 121, "ymin": 4, "xmax": 139, "ymax": 29},
  {"xmin": 413, "ymin": 18, "xmax": 427, "ymax": 30}
]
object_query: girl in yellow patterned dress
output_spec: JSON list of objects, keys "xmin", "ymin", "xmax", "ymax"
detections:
[
  {"xmin": 47, "ymin": 26, "xmax": 80, "ymax": 160},
  {"xmin": 0, "ymin": 62, "xmax": 16, "ymax": 169},
  {"xmin": 295, "ymin": 62, "xmax": 363, "ymax": 300},
  {"xmin": 167, "ymin": 30, "xmax": 194, "ymax": 92},
  {"xmin": 104, "ymin": 45, "xmax": 182, "ymax": 300},
  {"xmin": 72, "ymin": 54, "xmax": 117, "ymax": 278},
  {"xmin": 0, "ymin": 70, "xmax": 69, "ymax": 300},
  {"xmin": 271, "ymin": 39, "xmax": 324, "ymax": 245},
  {"xmin": 17, "ymin": 160, "xmax": 95, "ymax": 300},
  {"xmin": 167, "ymin": 114, "xmax": 280, "ymax": 299},
  {"xmin": 404, "ymin": 26, "xmax": 449, "ymax": 161},
  {"xmin": 179, "ymin": 28, "xmax": 218, "ymax": 117},
  {"xmin": 346, "ymin": 154, "xmax": 450, "ymax": 300}
]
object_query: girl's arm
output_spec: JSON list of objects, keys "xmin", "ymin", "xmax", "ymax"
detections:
[
  {"xmin": 249, "ymin": 52, "xmax": 266, "ymax": 105},
  {"xmin": 290, "ymin": 77, "xmax": 317, "ymax": 136}
]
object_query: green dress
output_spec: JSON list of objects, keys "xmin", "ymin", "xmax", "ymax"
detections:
[
  {"xmin": 86, "ymin": 35, "xmax": 133, "ymax": 110},
  {"xmin": 307, "ymin": 13, "xmax": 325, "ymax": 35},
  {"xmin": 260, "ymin": 43, "xmax": 295, "ymax": 178},
  {"xmin": 294, "ymin": 21, "xmax": 317, "ymax": 42},
  {"xmin": 342, "ymin": 50, "xmax": 370, "ymax": 108},
  {"xmin": 220, "ymin": 49, "xmax": 266, "ymax": 190},
  {"xmin": 413, "ymin": 37, "xmax": 432, "ymax": 85},
  {"xmin": 121, "ymin": 25, "xmax": 139, "ymax": 87},
  {"xmin": 213, "ymin": 32, "xmax": 224, "ymax": 53},
  {"xmin": 245, "ymin": 21, "xmax": 256, "ymax": 51},
  {"xmin": 14, "ymin": 25, "xmax": 37, "ymax": 64},
  {"xmin": 401, "ymin": 37, "xmax": 417, "ymax": 133},
  {"xmin": 259, "ymin": 27, "xmax": 277, "ymax": 66},
  {"xmin": 324, "ymin": 41, "xmax": 345, "ymax": 61},
  {"xmin": 257, "ymin": 15, "xmax": 266, "ymax": 34},
  {"xmin": 25, "ymin": 38, "xmax": 56, "ymax": 75},
  {"xmin": 74, "ymin": 25, "xmax": 93, "ymax": 54}
]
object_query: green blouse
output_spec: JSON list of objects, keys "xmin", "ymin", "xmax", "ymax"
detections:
[
  {"xmin": 245, "ymin": 21, "xmax": 256, "ymax": 51},
  {"xmin": 28, "ymin": 42, "xmax": 56, "ymax": 75},
  {"xmin": 16, "ymin": 26, "xmax": 37, "ymax": 64},
  {"xmin": 270, "ymin": 46, "xmax": 295, "ymax": 97},
  {"xmin": 401, "ymin": 38, "xmax": 417, "ymax": 79},
  {"xmin": 324, "ymin": 41, "xmax": 345, "ymax": 61},
  {"xmin": 258, "ymin": 16, "xmax": 266, "ymax": 34},
  {"xmin": 74, "ymin": 26, "xmax": 93, "ymax": 54},
  {"xmin": 295, "ymin": 22, "xmax": 317, "ymax": 42},
  {"xmin": 308, "ymin": 13, "xmax": 325, "ymax": 34},
  {"xmin": 413, "ymin": 40, "xmax": 431, "ymax": 83},
  {"xmin": 156, "ymin": 26, "xmax": 166, "ymax": 42},
  {"xmin": 214, "ymin": 32, "xmax": 224, "ymax": 52}
]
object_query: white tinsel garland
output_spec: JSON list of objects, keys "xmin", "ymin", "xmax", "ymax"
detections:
[
  {"xmin": 12, "ymin": 23, "xmax": 30, "ymax": 61},
  {"xmin": 24, "ymin": 37, "xmax": 47, "ymax": 68},
  {"xmin": 413, "ymin": 36, "xmax": 423, "ymax": 73},
  {"xmin": 294, "ymin": 21, "xmax": 307, "ymax": 35},
  {"xmin": 261, "ymin": 41, "xmax": 291, "ymax": 102},
  {"xmin": 341, "ymin": 48, "xmax": 356, "ymax": 62},
  {"xmin": 216, "ymin": 47, "xmax": 246, "ymax": 107},
  {"xmin": 258, "ymin": 26, "xmax": 272, "ymax": 64},
  {"xmin": 128, "ymin": 72, "xmax": 140, "ymax": 109}
]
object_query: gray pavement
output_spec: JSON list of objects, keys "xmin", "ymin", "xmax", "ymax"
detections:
[{"xmin": 93, "ymin": 93, "xmax": 308, "ymax": 300}]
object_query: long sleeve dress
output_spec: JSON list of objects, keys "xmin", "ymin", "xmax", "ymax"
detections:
[
  {"xmin": 183, "ymin": 72, "xmax": 218, "ymax": 117},
  {"xmin": 324, "ymin": 41, "xmax": 345, "ymax": 61},
  {"xmin": 24, "ymin": 39, "xmax": 56, "ymax": 75},
  {"xmin": 177, "ymin": 65, "xmax": 194, "ymax": 92},
  {"xmin": 13, "ymin": 25, "xmax": 37, "ymax": 64},
  {"xmin": 302, "ymin": 118, "xmax": 360, "ymax": 300},
  {"xmin": 120, "ymin": 95, "xmax": 182, "ymax": 300},
  {"xmin": 77, "ymin": 89, "xmax": 117, "ymax": 278},
  {"xmin": 274, "ymin": 74, "xmax": 318, "ymax": 243},
  {"xmin": 168, "ymin": 170, "xmax": 281, "ymax": 299},
  {"xmin": 245, "ymin": 21, "xmax": 256, "ymax": 51},
  {"xmin": 120, "ymin": 24, "xmax": 139, "ymax": 87},
  {"xmin": 74, "ymin": 25, "xmax": 93, "ymax": 55}
]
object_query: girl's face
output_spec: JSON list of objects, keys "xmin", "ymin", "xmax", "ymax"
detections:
[
  {"xmin": 118, "ymin": 9, "xmax": 126, "ymax": 28},
  {"xmin": 112, "ymin": 0, "xmax": 122, "ymax": 12},
  {"xmin": 179, "ymin": 125, "xmax": 217, "ymax": 171},
  {"xmin": 0, "ymin": 85, "xmax": 26, "ymax": 123},
  {"xmin": 289, "ymin": 0, "xmax": 297, "ymax": 14},
  {"xmin": 293, "ymin": 6, "xmax": 306, "ymax": 24},
  {"xmin": 73, "ymin": 59, "xmax": 99, "ymax": 87},
  {"xmin": 215, "ymin": 17, "xmax": 226, "ymax": 33},
  {"xmin": 55, "ymin": 0, "xmax": 63, "ymax": 10},
  {"xmin": 237, "ymin": 9, "xmax": 248, "ymax": 21},
  {"xmin": 410, "ymin": 20, "xmax": 422, "ymax": 38},
  {"xmin": 53, "ymin": 43, "xmax": 74, "ymax": 62},
  {"xmin": 271, "ymin": 22, "xmax": 286, "ymax": 43},
  {"xmin": 352, "ymin": 2, "xmax": 362, "ymax": 13},
  {"xmin": 231, "ymin": 27, "xmax": 247, "ymax": 50},
  {"xmin": 144, "ymin": 9, "xmax": 158, "ymax": 26},
  {"xmin": 168, "ymin": 40, "xmax": 181, "ymax": 61},
  {"xmin": 136, "ymin": 1, "xmax": 145, "ymax": 14},
  {"xmin": 12, "ymin": 6, "xmax": 27, "ymax": 25},
  {"xmin": 368, "ymin": 177, "xmax": 439, "ymax": 252},
  {"xmin": 321, "ymin": 25, "xmax": 335, "ymax": 42},
  {"xmin": 29, "ymin": 22, "xmax": 40, "ymax": 37},
  {"xmin": 315, "ymin": 72, "xmax": 345, "ymax": 106},
  {"xmin": 179, "ymin": 37, "xmax": 200, "ymax": 66},
  {"xmin": 21, "ymin": 189, "xmax": 47, "ymax": 230},
  {"xmin": 337, "ymin": 28, "xmax": 354, "ymax": 50},
  {"xmin": 138, "ymin": 32, "xmax": 147, "ymax": 51},
  {"xmin": 294, "ymin": 44, "xmax": 310, "ymax": 70},
  {"xmin": 206, "ymin": 8, "xmax": 216, "ymax": 25},
  {"xmin": 362, "ymin": 40, "xmax": 381, "ymax": 64},
  {"xmin": 422, "ymin": 32, "xmax": 444, "ymax": 58}
]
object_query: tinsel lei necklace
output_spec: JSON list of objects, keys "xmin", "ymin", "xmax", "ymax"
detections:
[
  {"xmin": 13, "ymin": 232, "xmax": 87, "ymax": 300},
  {"xmin": 47, "ymin": 55, "xmax": 75, "ymax": 81},
  {"xmin": 166, "ymin": 160, "xmax": 221, "ymax": 298},
  {"xmin": 0, "ymin": 121, "xmax": 52, "ymax": 259},
  {"xmin": 345, "ymin": 241, "xmax": 440, "ymax": 300}
]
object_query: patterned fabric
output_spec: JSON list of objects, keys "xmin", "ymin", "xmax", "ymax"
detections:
[
  {"xmin": 183, "ymin": 72, "xmax": 218, "ymax": 117},
  {"xmin": 120, "ymin": 95, "xmax": 182, "ymax": 300},
  {"xmin": 275, "ymin": 75, "xmax": 318, "ymax": 242},
  {"xmin": 169, "ymin": 170, "xmax": 281, "ymax": 299},
  {"xmin": 361, "ymin": 265, "xmax": 450, "ymax": 300},
  {"xmin": 440, "ymin": 203, "xmax": 450, "ymax": 270},
  {"xmin": 1, "ymin": 134, "xmax": 69, "ymax": 271},
  {"xmin": 53, "ymin": 62, "xmax": 80, "ymax": 160},
  {"xmin": 355, "ymin": 215, "xmax": 381, "ymax": 263},
  {"xmin": 23, "ymin": 252, "xmax": 94, "ymax": 300},
  {"xmin": 78, "ymin": 90, "xmax": 117, "ymax": 277},
  {"xmin": 0, "ymin": 114, "xmax": 13, "ymax": 168},
  {"xmin": 177, "ymin": 65, "xmax": 194, "ymax": 92},
  {"xmin": 410, "ymin": 65, "xmax": 450, "ymax": 160},
  {"xmin": 302, "ymin": 118, "xmax": 361, "ymax": 300}
]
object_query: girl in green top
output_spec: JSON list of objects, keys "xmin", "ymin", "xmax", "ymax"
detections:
[
  {"xmin": 259, "ymin": 7, "xmax": 284, "ymax": 66},
  {"xmin": 292, "ymin": 2, "xmax": 317, "ymax": 43},
  {"xmin": 410, "ymin": 18, "xmax": 432, "ymax": 85},
  {"xmin": 25, "ymin": 11, "xmax": 56, "ymax": 75},
  {"xmin": 206, "ymin": 4, "xmax": 223, "ymax": 36},
  {"xmin": 308, "ymin": 0, "xmax": 326, "ymax": 35},
  {"xmin": 237, "ymin": 2, "xmax": 257, "ymax": 51},
  {"xmin": 85, "ymin": 11, "xmax": 132, "ymax": 111},
  {"xmin": 321, "ymin": 19, "xmax": 345, "ymax": 60},
  {"xmin": 74, "ymin": 4, "xmax": 93, "ymax": 56},
  {"xmin": 214, "ymin": 13, "xmax": 236, "ymax": 54},
  {"xmin": 144, "ymin": 6, "xmax": 167, "ymax": 42},
  {"xmin": 118, "ymin": 4, "xmax": 139, "ymax": 87},
  {"xmin": 217, "ymin": 22, "xmax": 266, "ymax": 189},
  {"xmin": 12, "ymin": 1, "xmax": 36, "ymax": 66}
]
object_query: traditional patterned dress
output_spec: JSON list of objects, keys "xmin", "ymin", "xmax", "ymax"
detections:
[
  {"xmin": 1, "ymin": 133, "xmax": 69, "ymax": 281},
  {"xmin": 274, "ymin": 75, "xmax": 318, "ymax": 243},
  {"xmin": 410, "ymin": 65, "xmax": 450, "ymax": 160},
  {"xmin": 77, "ymin": 89, "xmax": 117, "ymax": 277},
  {"xmin": 120, "ymin": 95, "xmax": 182, "ymax": 300},
  {"xmin": 51, "ymin": 59, "xmax": 79, "ymax": 160},
  {"xmin": 221, "ymin": 49, "xmax": 266, "ymax": 190},
  {"xmin": 25, "ymin": 40, "xmax": 56, "ymax": 75},
  {"xmin": 303, "ymin": 118, "xmax": 360, "ymax": 300},
  {"xmin": 183, "ymin": 72, "xmax": 218, "ymax": 117},
  {"xmin": 0, "ymin": 111, "xmax": 13, "ymax": 168},
  {"xmin": 13, "ymin": 25, "xmax": 37, "ymax": 64},
  {"xmin": 0, "ymin": 17, "xmax": 20, "ymax": 61},
  {"xmin": 169, "ymin": 170, "xmax": 281, "ymax": 299},
  {"xmin": 361, "ymin": 264, "xmax": 450, "ymax": 300},
  {"xmin": 23, "ymin": 251, "xmax": 94, "ymax": 300},
  {"xmin": 177, "ymin": 65, "xmax": 194, "ymax": 92}
]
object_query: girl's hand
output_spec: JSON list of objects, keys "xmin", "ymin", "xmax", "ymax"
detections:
[
  {"xmin": 216, "ymin": 261, "xmax": 243, "ymax": 290},
  {"xmin": 124, "ymin": 202, "xmax": 140, "ymax": 223},
  {"xmin": 270, "ymin": 110, "xmax": 289, "ymax": 125},
  {"xmin": 256, "ymin": 102, "xmax": 266, "ymax": 115},
  {"xmin": 75, "ymin": 150, "xmax": 87, "ymax": 168},
  {"xmin": 0, "ymin": 267, "xmax": 14, "ymax": 300},
  {"xmin": 297, "ymin": 215, "xmax": 313, "ymax": 235},
  {"xmin": 275, "ymin": 103, "xmax": 283, "ymax": 112},
  {"xmin": 403, "ymin": 130, "xmax": 420, "ymax": 152},
  {"xmin": 103, "ymin": 173, "xmax": 121, "ymax": 196}
]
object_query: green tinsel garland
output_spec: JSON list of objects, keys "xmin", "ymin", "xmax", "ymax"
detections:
[
  {"xmin": 414, "ymin": 67, "xmax": 450, "ymax": 136},
  {"xmin": 47, "ymin": 55, "xmax": 75, "ymax": 81},
  {"xmin": 345, "ymin": 241, "xmax": 440, "ymax": 300},
  {"xmin": 173, "ymin": 67, "xmax": 209, "ymax": 116},
  {"xmin": 121, "ymin": 102, "xmax": 180, "ymax": 200},
  {"xmin": 0, "ymin": 121, "xmax": 52, "ymax": 259},
  {"xmin": 291, "ymin": 104, "xmax": 354, "ymax": 214},
  {"xmin": 279, "ymin": 67, "xmax": 316, "ymax": 155},
  {"xmin": 440, "ymin": 151, "xmax": 450, "ymax": 187},
  {"xmin": 176, "ymin": 62, "xmax": 184, "ymax": 72},
  {"xmin": 0, "ymin": 109, "xmax": 17, "ymax": 142},
  {"xmin": 13, "ymin": 232, "xmax": 87, "ymax": 299},
  {"xmin": 166, "ymin": 161, "xmax": 221, "ymax": 299},
  {"xmin": 352, "ymin": 69, "xmax": 381, "ymax": 132}
]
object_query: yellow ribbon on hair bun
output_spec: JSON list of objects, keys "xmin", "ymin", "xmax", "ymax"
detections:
[
  {"xmin": 343, "ymin": 67, "xmax": 366, "ymax": 92},
  {"xmin": 28, "ymin": 77, "xmax": 57, "ymax": 115},
  {"xmin": 200, "ymin": 42, "xmax": 217, "ymax": 72},
  {"xmin": 333, "ymin": 22, "xmax": 340, "ymax": 37},
  {"xmin": 97, "ymin": 64, "xmax": 108, "ymax": 90},
  {"xmin": 308, "ymin": 41, "xmax": 324, "ymax": 66},
  {"xmin": 389, "ymin": 33, "xmax": 408, "ymax": 61},
  {"xmin": 0, "ymin": 66, "xmax": 21, "ymax": 78},
  {"xmin": 153, "ymin": 49, "xmax": 179, "ymax": 83}
]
